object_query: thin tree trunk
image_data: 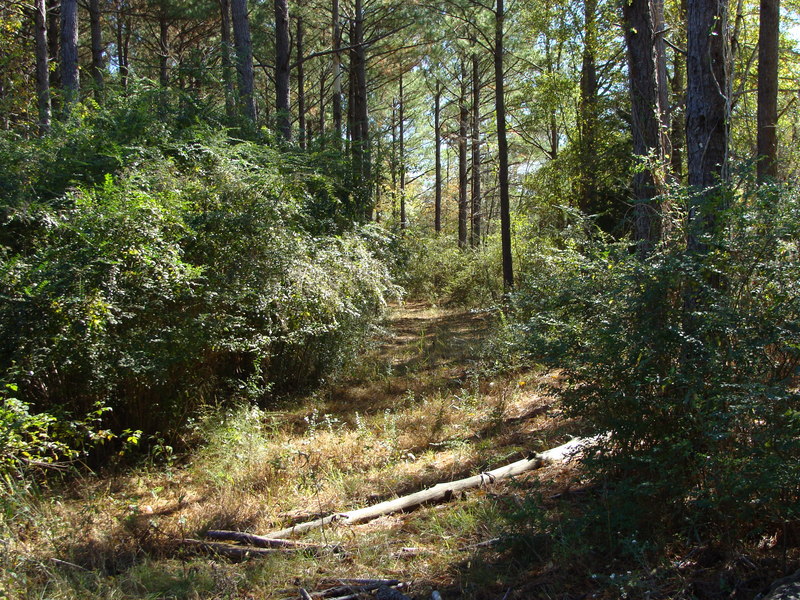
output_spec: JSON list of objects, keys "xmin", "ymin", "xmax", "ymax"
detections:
[
  {"xmin": 115, "ymin": 2, "xmax": 129, "ymax": 89},
  {"xmin": 232, "ymin": 0, "xmax": 256, "ymax": 122},
  {"xmin": 458, "ymin": 59, "xmax": 469, "ymax": 249},
  {"xmin": 34, "ymin": 0, "xmax": 51, "ymax": 133},
  {"xmin": 48, "ymin": 0, "xmax": 60, "ymax": 89},
  {"xmin": 578, "ymin": 0, "xmax": 598, "ymax": 214},
  {"xmin": 159, "ymin": 4, "xmax": 169, "ymax": 89},
  {"xmin": 297, "ymin": 17, "xmax": 306, "ymax": 149},
  {"xmin": 349, "ymin": 0, "xmax": 371, "ymax": 216},
  {"xmin": 88, "ymin": 0, "xmax": 103, "ymax": 97},
  {"xmin": 59, "ymin": 0, "xmax": 79, "ymax": 110},
  {"xmin": 220, "ymin": 0, "xmax": 236, "ymax": 118},
  {"xmin": 495, "ymin": 0, "xmax": 513, "ymax": 289},
  {"xmin": 275, "ymin": 0, "xmax": 291, "ymax": 137},
  {"xmin": 318, "ymin": 67, "xmax": 326, "ymax": 137},
  {"xmin": 757, "ymin": 0, "xmax": 779, "ymax": 180},
  {"xmin": 434, "ymin": 80, "xmax": 442, "ymax": 234},
  {"xmin": 470, "ymin": 47, "xmax": 481, "ymax": 247},
  {"xmin": 332, "ymin": 0, "xmax": 342, "ymax": 141},
  {"xmin": 399, "ymin": 75, "xmax": 406, "ymax": 229},
  {"xmin": 670, "ymin": 0, "xmax": 687, "ymax": 180}
]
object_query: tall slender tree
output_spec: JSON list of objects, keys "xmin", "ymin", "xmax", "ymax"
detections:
[
  {"xmin": 757, "ymin": 0, "xmax": 779, "ymax": 180},
  {"xmin": 470, "ymin": 44, "xmax": 481, "ymax": 247},
  {"xmin": 219, "ymin": 0, "xmax": 236, "ymax": 117},
  {"xmin": 495, "ymin": 0, "xmax": 513, "ymax": 288},
  {"xmin": 88, "ymin": 0, "xmax": 104, "ymax": 96},
  {"xmin": 231, "ymin": 0, "xmax": 256, "ymax": 122},
  {"xmin": 60, "ymin": 0, "xmax": 79, "ymax": 110},
  {"xmin": 458, "ymin": 57, "xmax": 469, "ymax": 248},
  {"xmin": 34, "ymin": 0, "xmax": 51, "ymax": 133},
  {"xmin": 275, "ymin": 0, "xmax": 291, "ymax": 137}
]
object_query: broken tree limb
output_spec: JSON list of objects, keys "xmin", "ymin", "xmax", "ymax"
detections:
[
  {"xmin": 265, "ymin": 436, "xmax": 595, "ymax": 539},
  {"xmin": 179, "ymin": 538, "xmax": 279, "ymax": 559},
  {"xmin": 205, "ymin": 530, "xmax": 339, "ymax": 551}
]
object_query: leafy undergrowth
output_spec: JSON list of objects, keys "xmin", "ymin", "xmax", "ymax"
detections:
[{"xmin": 1, "ymin": 304, "xmax": 797, "ymax": 599}]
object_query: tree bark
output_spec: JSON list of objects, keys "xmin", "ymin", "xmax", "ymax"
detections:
[
  {"xmin": 670, "ymin": 0, "xmax": 687, "ymax": 180},
  {"xmin": 158, "ymin": 3, "xmax": 169, "ymax": 89},
  {"xmin": 332, "ymin": 0, "xmax": 342, "ymax": 141},
  {"xmin": 470, "ymin": 47, "xmax": 481, "ymax": 248},
  {"xmin": 297, "ymin": 17, "xmax": 306, "ymax": 149},
  {"xmin": 351, "ymin": 0, "xmax": 370, "ymax": 212},
  {"xmin": 757, "ymin": 0, "xmax": 779, "ymax": 181},
  {"xmin": 578, "ymin": 0, "xmax": 598, "ymax": 214},
  {"xmin": 434, "ymin": 80, "xmax": 442, "ymax": 234},
  {"xmin": 59, "ymin": 0, "xmax": 79, "ymax": 110},
  {"xmin": 34, "ymin": 0, "xmax": 51, "ymax": 134},
  {"xmin": 219, "ymin": 0, "xmax": 236, "ymax": 118},
  {"xmin": 88, "ymin": 0, "xmax": 103, "ymax": 96},
  {"xmin": 686, "ymin": 0, "xmax": 728, "ymax": 191},
  {"xmin": 623, "ymin": 0, "xmax": 670, "ymax": 254},
  {"xmin": 399, "ymin": 75, "xmax": 406, "ymax": 229},
  {"xmin": 275, "ymin": 0, "xmax": 291, "ymax": 136},
  {"xmin": 48, "ymin": 0, "xmax": 60, "ymax": 89},
  {"xmin": 232, "ymin": 0, "xmax": 256, "ymax": 123},
  {"xmin": 458, "ymin": 59, "xmax": 469, "ymax": 249},
  {"xmin": 495, "ymin": 0, "xmax": 513, "ymax": 289},
  {"xmin": 265, "ymin": 437, "xmax": 595, "ymax": 539},
  {"xmin": 115, "ymin": 1, "xmax": 130, "ymax": 89}
]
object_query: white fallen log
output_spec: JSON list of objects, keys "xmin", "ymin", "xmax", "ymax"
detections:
[{"xmin": 265, "ymin": 436, "xmax": 595, "ymax": 539}]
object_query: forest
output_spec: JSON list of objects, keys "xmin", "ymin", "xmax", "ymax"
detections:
[{"xmin": 1, "ymin": 0, "xmax": 800, "ymax": 597}]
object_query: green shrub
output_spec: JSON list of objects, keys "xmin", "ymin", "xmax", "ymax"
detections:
[
  {"xmin": 0, "ymin": 121, "xmax": 396, "ymax": 443},
  {"xmin": 510, "ymin": 181, "xmax": 800, "ymax": 543}
]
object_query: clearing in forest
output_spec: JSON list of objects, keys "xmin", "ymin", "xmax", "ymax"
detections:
[{"xmin": 6, "ymin": 303, "xmax": 586, "ymax": 599}]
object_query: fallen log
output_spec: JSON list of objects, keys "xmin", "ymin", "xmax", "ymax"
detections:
[
  {"xmin": 205, "ymin": 530, "xmax": 340, "ymax": 551},
  {"xmin": 180, "ymin": 538, "xmax": 279, "ymax": 559},
  {"xmin": 265, "ymin": 436, "xmax": 594, "ymax": 539}
]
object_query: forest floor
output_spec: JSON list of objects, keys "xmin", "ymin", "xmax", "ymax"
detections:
[{"xmin": 4, "ymin": 303, "xmax": 795, "ymax": 599}]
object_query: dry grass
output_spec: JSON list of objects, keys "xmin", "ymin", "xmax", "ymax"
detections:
[{"xmin": 3, "ymin": 303, "xmax": 791, "ymax": 599}]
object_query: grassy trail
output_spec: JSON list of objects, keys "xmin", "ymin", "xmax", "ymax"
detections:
[{"xmin": 3, "ymin": 304, "xmax": 582, "ymax": 599}]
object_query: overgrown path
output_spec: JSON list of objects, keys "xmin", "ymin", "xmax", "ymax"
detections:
[{"xmin": 15, "ymin": 303, "xmax": 582, "ymax": 600}]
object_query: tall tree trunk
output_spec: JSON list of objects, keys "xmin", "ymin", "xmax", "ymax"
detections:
[
  {"xmin": 624, "ymin": 0, "xmax": 670, "ymax": 254},
  {"xmin": 115, "ymin": 2, "xmax": 129, "ymax": 89},
  {"xmin": 331, "ymin": 0, "xmax": 342, "ymax": 141},
  {"xmin": 159, "ymin": 3, "xmax": 169, "ymax": 89},
  {"xmin": 578, "ymin": 0, "xmax": 598, "ymax": 214},
  {"xmin": 318, "ymin": 67, "xmax": 326, "ymax": 137},
  {"xmin": 275, "ymin": 0, "xmax": 290, "ymax": 137},
  {"xmin": 231, "ymin": 0, "xmax": 256, "ymax": 122},
  {"xmin": 351, "ymin": 0, "xmax": 371, "ymax": 215},
  {"xmin": 495, "ymin": 0, "xmax": 513, "ymax": 289},
  {"xmin": 219, "ymin": 0, "xmax": 236, "ymax": 117},
  {"xmin": 88, "ymin": 0, "xmax": 103, "ymax": 97},
  {"xmin": 670, "ymin": 0, "xmax": 687, "ymax": 180},
  {"xmin": 458, "ymin": 59, "xmax": 469, "ymax": 249},
  {"xmin": 297, "ymin": 17, "xmax": 306, "ymax": 149},
  {"xmin": 399, "ymin": 75, "xmax": 406, "ymax": 229},
  {"xmin": 686, "ymin": 0, "xmax": 729, "ymax": 250},
  {"xmin": 391, "ymin": 100, "xmax": 398, "ymax": 220},
  {"xmin": 434, "ymin": 80, "xmax": 442, "ymax": 234},
  {"xmin": 60, "ymin": 0, "xmax": 79, "ymax": 111},
  {"xmin": 470, "ymin": 47, "xmax": 481, "ymax": 247},
  {"xmin": 48, "ymin": 0, "xmax": 60, "ymax": 89},
  {"xmin": 757, "ymin": 0, "xmax": 779, "ymax": 180},
  {"xmin": 34, "ymin": 0, "xmax": 51, "ymax": 133}
]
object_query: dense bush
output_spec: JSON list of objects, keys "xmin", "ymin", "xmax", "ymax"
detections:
[
  {"xmin": 510, "ymin": 181, "xmax": 800, "ymax": 543},
  {"xmin": 0, "ymin": 109, "xmax": 397, "ymax": 448}
]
